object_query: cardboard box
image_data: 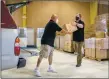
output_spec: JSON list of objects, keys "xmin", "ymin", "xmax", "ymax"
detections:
[
  {"xmin": 60, "ymin": 36, "xmax": 65, "ymax": 50},
  {"xmin": 54, "ymin": 36, "xmax": 59, "ymax": 49},
  {"xmin": 67, "ymin": 43, "xmax": 72, "ymax": 47},
  {"xmin": 64, "ymin": 34, "xmax": 72, "ymax": 41},
  {"xmin": 96, "ymin": 38, "xmax": 109, "ymax": 49},
  {"xmin": 85, "ymin": 38, "xmax": 96, "ymax": 48},
  {"xmin": 64, "ymin": 41, "xmax": 68, "ymax": 51},
  {"xmin": 64, "ymin": 41, "xmax": 68, "ymax": 46},
  {"xmin": 96, "ymin": 49, "xmax": 109, "ymax": 59},
  {"xmin": 85, "ymin": 48, "xmax": 89, "ymax": 57},
  {"xmin": 91, "ymin": 48, "xmax": 96, "ymax": 58},
  {"xmin": 64, "ymin": 45, "xmax": 67, "ymax": 51},
  {"xmin": 85, "ymin": 39, "xmax": 89, "ymax": 48},
  {"xmin": 64, "ymin": 41, "xmax": 72, "ymax": 46},
  {"xmin": 85, "ymin": 48, "xmax": 92, "ymax": 57},
  {"xmin": 89, "ymin": 38, "xmax": 96, "ymax": 48},
  {"xmin": 64, "ymin": 41, "xmax": 74, "ymax": 52},
  {"xmin": 56, "ymin": 31, "xmax": 65, "ymax": 36},
  {"xmin": 96, "ymin": 31, "xmax": 105, "ymax": 38},
  {"xmin": 95, "ymin": 14, "xmax": 108, "ymax": 32},
  {"xmin": 67, "ymin": 48, "xmax": 73, "ymax": 52},
  {"xmin": 101, "ymin": 38, "xmax": 109, "ymax": 49},
  {"xmin": 68, "ymin": 44, "xmax": 74, "ymax": 52},
  {"xmin": 88, "ymin": 48, "xmax": 92, "ymax": 57},
  {"xmin": 96, "ymin": 39, "xmax": 101, "ymax": 49},
  {"xmin": 63, "ymin": 23, "xmax": 77, "ymax": 32}
]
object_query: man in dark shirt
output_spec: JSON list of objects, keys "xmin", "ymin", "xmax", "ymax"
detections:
[
  {"xmin": 34, "ymin": 14, "xmax": 71, "ymax": 77},
  {"xmin": 73, "ymin": 14, "xmax": 85, "ymax": 67}
]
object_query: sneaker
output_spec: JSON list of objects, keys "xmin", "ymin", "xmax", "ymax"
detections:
[
  {"xmin": 47, "ymin": 67, "xmax": 57, "ymax": 73},
  {"xmin": 76, "ymin": 64, "xmax": 81, "ymax": 67},
  {"xmin": 34, "ymin": 69, "xmax": 41, "ymax": 77}
]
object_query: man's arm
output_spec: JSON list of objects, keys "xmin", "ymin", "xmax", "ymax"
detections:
[
  {"xmin": 54, "ymin": 23, "xmax": 72, "ymax": 34},
  {"xmin": 73, "ymin": 21, "xmax": 84, "ymax": 28},
  {"xmin": 76, "ymin": 23, "xmax": 84, "ymax": 28}
]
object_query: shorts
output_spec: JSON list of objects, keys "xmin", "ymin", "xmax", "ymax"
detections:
[{"xmin": 39, "ymin": 44, "xmax": 54, "ymax": 58}]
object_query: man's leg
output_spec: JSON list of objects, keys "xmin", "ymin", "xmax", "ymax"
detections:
[
  {"xmin": 34, "ymin": 56, "xmax": 43, "ymax": 77},
  {"xmin": 48, "ymin": 54, "xmax": 53, "ymax": 65},
  {"xmin": 73, "ymin": 41, "xmax": 76, "ymax": 53},
  {"xmin": 47, "ymin": 47, "xmax": 56, "ymax": 72},
  {"xmin": 36, "ymin": 56, "xmax": 43, "ymax": 69},
  {"xmin": 48, "ymin": 46, "xmax": 54, "ymax": 66},
  {"xmin": 35, "ymin": 45, "xmax": 47, "ymax": 77},
  {"xmin": 76, "ymin": 42, "xmax": 83, "ymax": 67},
  {"xmin": 74, "ymin": 41, "xmax": 78, "ymax": 55},
  {"xmin": 82, "ymin": 43, "xmax": 85, "ymax": 57},
  {"xmin": 36, "ymin": 45, "xmax": 49, "ymax": 68}
]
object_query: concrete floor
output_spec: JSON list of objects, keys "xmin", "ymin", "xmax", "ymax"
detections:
[{"xmin": 2, "ymin": 50, "xmax": 109, "ymax": 78}]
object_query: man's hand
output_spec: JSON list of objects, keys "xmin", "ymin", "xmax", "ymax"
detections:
[
  {"xmin": 60, "ymin": 29, "xmax": 72, "ymax": 34},
  {"xmin": 67, "ymin": 31, "xmax": 72, "ymax": 34}
]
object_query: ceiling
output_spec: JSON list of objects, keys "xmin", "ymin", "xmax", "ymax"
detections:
[
  {"xmin": 5, "ymin": 0, "xmax": 109, "ymax": 5},
  {"xmin": 6, "ymin": 0, "xmax": 32, "ymax": 4},
  {"xmin": 99, "ymin": 0, "xmax": 109, "ymax": 5}
]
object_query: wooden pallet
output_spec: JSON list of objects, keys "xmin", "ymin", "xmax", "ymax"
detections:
[
  {"xmin": 59, "ymin": 49, "xmax": 64, "ymax": 51},
  {"xmin": 96, "ymin": 58, "xmax": 109, "ymax": 61},
  {"xmin": 55, "ymin": 48, "xmax": 60, "ymax": 50},
  {"xmin": 74, "ymin": 53, "xmax": 78, "ymax": 55},
  {"xmin": 96, "ymin": 59, "xmax": 102, "ymax": 61},
  {"xmin": 85, "ymin": 56, "xmax": 96, "ymax": 60},
  {"xmin": 63, "ymin": 50, "xmax": 74, "ymax": 53},
  {"xmin": 89, "ymin": 57, "xmax": 96, "ymax": 60},
  {"xmin": 85, "ymin": 56, "xmax": 109, "ymax": 61}
]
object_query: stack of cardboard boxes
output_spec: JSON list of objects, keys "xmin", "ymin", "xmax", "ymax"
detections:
[
  {"xmin": 85, "ymin": 13, "xmax": 109, "ymax": 60},
  {"xmin": 95, "ymin": 13, "xmax": 108, "ymax": 32},
  {"xmin": 62, "ymin": 23, "xmax": 77, "ymax": 52},
  {"xmin": 54, "ymin": 35, "xmax": 60, "ymax": 49},
  {"xmin": 107, "ymin": 16, "xmax": 109, "ymax": 37},
  {"xmin": 96, "ymin": 31, "xmax": 105, "ymax": 38},
  {"xmin": 55, "ymin": 35, "xmax": 72, "ymax": 51},
  {"xmin": 60, "ymin": 36, "xmax": 65, "ymax": 50},
  {"xmin": 96, "ymin": 38, "xmax": 109, "ymax": 60},
  {"xmin": 64, "ymin": 34, "xmax": 73, "ymax": 52},
  {"xmin": 95, "ymin": 13, "xmax": 109, "ymax": 60},
  {"xmin": 85, "ymin": 38, "xmax": 96, "ymax": 59},
  {"xmin": 85, "ymin": 38, "xmax": 109, "ymax": 60}
]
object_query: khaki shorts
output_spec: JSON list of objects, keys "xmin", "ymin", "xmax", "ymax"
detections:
[{"xmin": 39, "ymin": 44, "xmax": 54, "ymax": 58}]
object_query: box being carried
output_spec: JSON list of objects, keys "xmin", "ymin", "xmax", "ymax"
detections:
[{"xmin": 63, "ymin": 23, "xmax": 77, "ymax": 33}]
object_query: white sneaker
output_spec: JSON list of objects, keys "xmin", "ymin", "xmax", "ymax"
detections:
[
  {"xmin": 47, "ymin": 67, "xmax": 57, "ymax": 73},
  {"xmin": 34, "ymin": 69, "xmax": 41, "ymax": 77}
]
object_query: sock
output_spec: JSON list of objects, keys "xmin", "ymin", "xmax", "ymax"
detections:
[
  {"xmin": 49, "ymin": 65, "xmax": 52, "ymax": 69},
  {"xmin": 35, "ymin": 67, "xmax": 39, "ymax": 70}
]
